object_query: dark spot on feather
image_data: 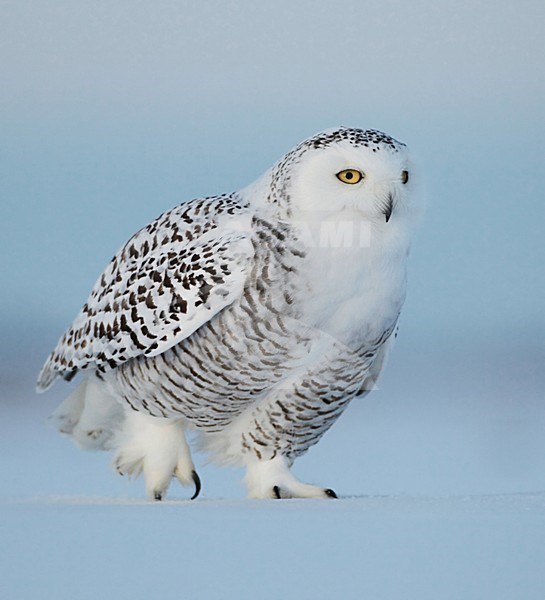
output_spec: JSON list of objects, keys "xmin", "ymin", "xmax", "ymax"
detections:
[
  {"xmin": 170, "ymin": 295, "xmax": 188, "ymax": 314},
  {"xmin": 145, "ymin": 293, "xmax": 156, "ymax": 309}
]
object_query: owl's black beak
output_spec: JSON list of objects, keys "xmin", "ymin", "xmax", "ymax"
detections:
[{"xmin": 383, "ymin": 194, "xmax": 394, "ymax": 223}]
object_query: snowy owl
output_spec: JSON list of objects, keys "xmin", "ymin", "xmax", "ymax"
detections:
[{"xmin": 37, "ymin": 127, "xmax": 419, "ymax": 500}]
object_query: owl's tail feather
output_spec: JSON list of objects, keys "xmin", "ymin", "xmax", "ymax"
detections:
[
  {"xmin": 36, "ymin": 352, "xmax": 79, "ymax": 393},
  {"xmin": 49, "ymin": 377, "xmax": 124, "ymax": 451}
]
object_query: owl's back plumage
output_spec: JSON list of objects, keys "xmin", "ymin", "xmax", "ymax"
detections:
[{"xmin": 38, "ymin": 127, "xmax": 419, "ymax": 500}]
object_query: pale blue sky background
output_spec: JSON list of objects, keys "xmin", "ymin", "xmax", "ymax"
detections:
[{"xmin": 0, "ymin": 0, "xmax": 543, "ymax": 465}]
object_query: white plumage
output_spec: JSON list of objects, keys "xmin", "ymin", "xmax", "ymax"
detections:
[{"xmin": 38, "ymin": 127, "xmax": 420, "ymax": 500}]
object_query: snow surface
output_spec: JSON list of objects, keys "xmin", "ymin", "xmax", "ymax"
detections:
[{"xmin": 2, "ymin": 493, "xmax": 544, "ymax": 600}]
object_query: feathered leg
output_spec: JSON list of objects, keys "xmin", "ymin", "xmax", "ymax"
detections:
[
  {"xmin": 239, "ymin": 333, "xmax": 395, "ymax": 499},
  {"xmin": 112, "ymin": 408, "xmax": 200, "ymax": 501}
]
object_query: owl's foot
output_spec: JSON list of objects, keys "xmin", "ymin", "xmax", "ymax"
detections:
[
  {"xmin": 112, "ymin": 410, "xmax": 201, "ymax": 501},
  {"xmin": 244, "ymin": 455, "xmax": 337, "ymax": 499}
]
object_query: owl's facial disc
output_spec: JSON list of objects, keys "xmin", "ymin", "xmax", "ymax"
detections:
[{"xmin": 285, "ymin": 133, "xmax": 412, "ymax": 224}]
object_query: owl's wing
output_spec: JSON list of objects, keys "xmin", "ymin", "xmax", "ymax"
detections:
[{"xmin": 37, "ymin": 194, "xmax": 253, "ymax": 392}]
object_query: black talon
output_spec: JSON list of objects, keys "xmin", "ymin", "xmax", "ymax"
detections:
[
  {"xmin": 154, "ymin": 491, "xmax": 163, "ymax": 501},
  {"xmin": 190, "ymin": 470, "xmax": 202, "ymax": 500},
  {"xmin": 325, "ymin": 489, "xmax": 338, "ymax": 499},
  {"xmin": 273, "ymin": 485, "xmax": 282, "ymax": 499}
]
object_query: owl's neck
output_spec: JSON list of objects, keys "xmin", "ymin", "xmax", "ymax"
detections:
[{"xmin": 287, "ymin": 209, "xmax": 411, "ymax": 346}]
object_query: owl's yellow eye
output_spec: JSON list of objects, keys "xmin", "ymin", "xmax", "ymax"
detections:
[{"xmin": 336, "ymin": 169, "xmax": 364, "ymax": 184}]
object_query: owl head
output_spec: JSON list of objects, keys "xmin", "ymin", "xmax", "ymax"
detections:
[{"xmin": 263, "ymin": 127, "xmax": 418, "ymax": 227}]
